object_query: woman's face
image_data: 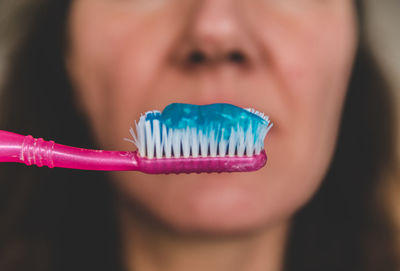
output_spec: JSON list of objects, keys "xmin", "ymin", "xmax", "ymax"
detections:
[{"xmin": 67, "ymin": 0, "xmax": 357, "ymax": 233}]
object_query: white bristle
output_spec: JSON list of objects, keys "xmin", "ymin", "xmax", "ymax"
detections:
[
  {"xmin": 152, "ymin": 120, "xmax": 161, "ymax": 158},
  {"xmin": 245, "ymin": 123, "xmax": 254, "ymax": 157},
  {"xmin": 163, "ymin": 125, "xmax": 173, "ymax": 158},
  {"xmin": 190, "ymin": 128, "xmax": 199, "ymax": 158},
  {"xmin": 245, "ymin": 108, "xmax": 270, "ymax": 123},
  {"xmin": 137, "ymin": 117, "xmax": 146, "ymax": 157},
  {"xmin": 218, "ymin": 128, "xmax": 228, "ymax": 157},
  {"xmin": 199, "ymin": 130, "xmax": 209, "ymax": 158},
  {"xmin": 182, "ymin": 127, "xmax": 190, "ymax": 158},
  {"xmin": 228, "ymin": 128, "xmax": 237, "ymax": 157},
  {"xmin": 209, "ymin": 130, "xmax": 217, "ymax": 157},
  {"xmin": 126, "ymin": 109, "xmax": 272, "ymax": 159},
  {"xmin": 145, "ymin": 121, "xmax": 155, "ymax": 159},
  {"xmin": 172, "ymin": 129, "xmax": 182, "ymax": 158},
  {"xmin": 236, "ymin": 125, "xmax": 246, "ymax": 156}
]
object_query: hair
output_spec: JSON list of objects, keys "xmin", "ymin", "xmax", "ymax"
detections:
[{"xmin": 0, "ymin": 1, "xmax": 398, "ymax": 271}]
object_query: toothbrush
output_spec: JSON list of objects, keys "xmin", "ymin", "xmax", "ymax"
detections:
[{"xmin": 0, "ymin": 103, "xmax": 272, "ymax": 174}]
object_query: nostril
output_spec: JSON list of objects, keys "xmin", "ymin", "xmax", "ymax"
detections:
[
  {"xmin": 188, "ymin": 51, "xmax": 206, "ymax": 64},
  {"xmin": 228, "ymin": 51, "xmax": 246, "ymax": 63}
]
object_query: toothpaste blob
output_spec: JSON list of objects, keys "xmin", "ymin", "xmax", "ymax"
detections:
[
  {"xmin": 161, "ymin": 103, "xmax": 269, "ymax": 141},
  {"xmin": 129, "ymin": 103, "xmax": 272, "ymax": 159}
]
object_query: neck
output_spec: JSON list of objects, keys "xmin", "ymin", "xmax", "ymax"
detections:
[{"xmin": 118, "ymin": 204, "xmax": 290, "ymax": 271}]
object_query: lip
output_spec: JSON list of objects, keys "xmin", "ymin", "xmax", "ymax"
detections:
[{"xmin": 160, "ymin": 101, "xmax": 271, "ymax": 119}]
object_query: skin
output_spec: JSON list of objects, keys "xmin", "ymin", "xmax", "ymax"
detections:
[{"xmin": 66, "ymin": 0, "xmax": 358, "ymax": 270}]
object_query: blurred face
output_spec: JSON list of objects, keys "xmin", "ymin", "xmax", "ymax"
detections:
[{"xmin": 67, "ymin": 0, "xmax": 357, "ymax": 233}]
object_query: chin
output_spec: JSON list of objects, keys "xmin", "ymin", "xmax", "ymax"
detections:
[{"xmin": 111, "ymin": 167, "xmax": 296, "ymax": 235}]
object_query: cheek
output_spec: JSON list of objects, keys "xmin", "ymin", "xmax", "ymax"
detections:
[
  {"xmin": 249, "ymin": 5, "xmax": 358, "ymax": 207},
  {"xmin": 66, "ymin": 0, "xmax": 191, "ymax": 148}
]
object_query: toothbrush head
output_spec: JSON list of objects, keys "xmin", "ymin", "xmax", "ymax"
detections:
[{"xmin": 126, "ymin": 103, "xmax": 273, "ymax": 174}]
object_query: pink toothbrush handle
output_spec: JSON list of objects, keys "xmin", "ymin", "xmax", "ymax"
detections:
[
  {"xmin": 0, "ymin": 130, "xmax": 138, "ymax": 171},
  {"xmin": 0, "ymin": 130, "xmax": 267, "ymax": 173}
]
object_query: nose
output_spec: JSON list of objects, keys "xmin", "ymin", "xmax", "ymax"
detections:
[{"xmin": 175, "ymin": 0, "xmax": 256, "ymax": 68}]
